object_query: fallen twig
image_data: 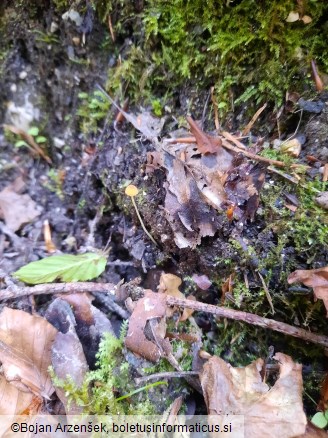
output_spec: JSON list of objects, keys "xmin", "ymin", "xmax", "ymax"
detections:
[
  {"xmin": 0, "ymin": 282, "xmax": 116, "ymax": 300},
  {"xmin": 242, "ymin": 103, "xmax": 267, "ymax": 136},
  {"xmin": 221, "ymin": 130, "xmax": 246, "ymax": 150},
  {"xmin": 167, "ymin": 133, "xmax": 286, "ymax": 167},
  {"xmin": 221, "ymin": 138, "xmax": 285, "ymax": 167},
  {"xmin": 2, "ymin": 282, "xmax": 328, "ymax": 349},
  {"xmin": 135, "ymin": 371, "xmax": 199, "ymax": 385},
  {"xmin": 166, "ymin": 296, "xmax": 328, "ymax": 349},
  {"xmin": 93, "ymin": 291, "xmax": 130, "ymax": 319}
]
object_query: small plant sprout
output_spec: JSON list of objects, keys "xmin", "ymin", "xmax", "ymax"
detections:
[{"xmin": 125, "ymin": 184, "xmax": 157, "ymax": 246}]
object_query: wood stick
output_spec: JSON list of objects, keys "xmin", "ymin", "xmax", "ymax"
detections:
[
  {"xmin": 221, "ymin": 138, "xmax": 285, "ymax": 167},
  {"xmin": 0, "ymin": 282, "xmax": 116, "ymax": 300},
  {"xmin": 2, "ymin": 282, "xmax": 328, "ymax": 349},
  {"xmin": 165, "ymin": 296, "xmax": 328, "ymax": 349},
  {"xmin": 221, "ymin": 130, "xmax": 247, "ymax": 150},
  {"xmin": 242, "ymin": 103, "xmax": 267, "ymax": 136}
]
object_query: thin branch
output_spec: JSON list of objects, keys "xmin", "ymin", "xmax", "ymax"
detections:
[
  {"xmin": 165, "ymin": 296, "xmax": 328, "ymax": 349},
  {"xmin": 2, "ymin": 282, "xmax": 328, "ymax": 349},
  {"xmin": 0, "ymin": 282, "xmax": 116, "ymax": 300},
  {"xmin": 221, "ymin": 138, "xmax": 285, "ymax": 167},
  {"xmin": 93, "ymin": 291, "xmax": 130, "ymax": 319},
  {"xmin": 135, "ymin": 371, "xmax": 199, "ymax": 385},
  {"xmin": 242, "ymin": 103, "xmax": 267, "ymax": 136}
]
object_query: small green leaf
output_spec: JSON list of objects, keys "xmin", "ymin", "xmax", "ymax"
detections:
[
  {"xmin": 311, "ymin": 412, "xmax": 328, "ymax": 429},
  {"xmin": 13, "ymin": 252, "xmax": 107, "ymax": 284},
  {"xmin": 27, "ymin": 126, "xmax": 39, "ymax": 136},
  {"xmin": 15, "ymin": 140, "xmax": 28, "ymax": 148},
  {"xmin": 78, "ymin": 92, "xmax": 89, "ymax": 99},
  {"xmin": 35, "ymin": 136, "xmax": 47, "ymax": 143}
]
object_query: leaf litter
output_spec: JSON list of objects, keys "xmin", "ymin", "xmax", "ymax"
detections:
[
  {"xmin": 0, "ymin": 177, "xmax": 41, "ymax": 232},
  {"xmin": 1, "ymin": 96, "xmax": 326, "ymax": 432},
  {"xmin": 288, "ymin": 266, "xmax": 328, "ymax": 316}
]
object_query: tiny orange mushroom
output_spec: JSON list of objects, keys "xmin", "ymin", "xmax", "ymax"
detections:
[{"xmin": 125, "ymin": 184, "xmax": 157, "ymax": 246}]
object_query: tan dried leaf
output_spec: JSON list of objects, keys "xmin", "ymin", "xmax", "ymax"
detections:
[
  {"xmin": 0, "ymin": 308, "xmax": 57, "ymax": 401},
  {"xmin": 125, "ymin": 290, "xmax": 168, "ymax": 362},
  {"xmin": 0, "ymin": 181, "xmax": 40, "ymax": 231},
  {"xmin": 200, "ymin": 353, "xmax": 306, "ymax": 438},
  {"xmin": 288, "ymin": 266, "xmax": 328, "ymax": 316}
]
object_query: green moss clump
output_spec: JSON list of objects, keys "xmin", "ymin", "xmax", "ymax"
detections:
[
  {"xmin": 85, "ymin": 0, "xmax": 328, "ymax": 114},
  {"xmin": 77, "ymin": 90, "xmax": 111, "ymax": 134},
  {"xmin": 51, "ymin": 330, "xmax": 155, "ymax": 415}
]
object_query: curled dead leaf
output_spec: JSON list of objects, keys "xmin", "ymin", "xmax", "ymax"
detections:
[
  {"xmin": 288, "ymin": 266, "xmax": 328, "ymax": 316},
  {"xmin": 200, "ymin": 352, "xmax": 306, "ymax": 437},
  {"xmin": 0, "ymin": 308, "xmax": 57, "ymax": 401},
  {"xmin": 125, "ymin": 290, "xmax": 169, "ymax": 362}
]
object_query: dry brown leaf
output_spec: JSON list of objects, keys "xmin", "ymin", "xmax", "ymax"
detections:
[
  {"xmin": 288, "ymin": 266, "xmax": 328, "ymax": 316},
  {"xmin": 187, "ymin": 116, "xmax": 222, "ymax": 154},
  {"xmin": 161, "ymin": 136, "xmax": 233, "ymax": 248},
  {"xmin": 0, "ymin": 375, "xmax": 34, "ymax": 415},
  {"xmin": 125, "ymin": 290, "xmax": 168, "ymax": 362},
  {"xmin": 200, "ymin": 352, "xmax": 306, "ymax": 438},
  {"xmin": 0, "ymin": 183, "xmax": 40, "ymax": 232},
  {"xmin": 0, "ymin": 308, "xmax": 57, "ymax": 401}
]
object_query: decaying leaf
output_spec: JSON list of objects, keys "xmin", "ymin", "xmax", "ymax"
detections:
[
  {"xmin": 0, "ymin": 181, "xmax": 40, "ymax": 232},
  {"xmin": 187, "ymin": 116, "xmax": 222, "ymax": 154},
  {"xmin": 148, "ymin": 119, "xmax": 266, "ymax": 247},
  {"xmin": 125, "ymin": 290, "xmax": 169, "ymax": 362},
  {"xmin": 288, "ymin": 266, "xmax": 328, "ymax": 316},
  {"xmin": 0, "ymin": 308, "xmax": 57, "ymax": 400},
  {"xmin": 158, "ymin": 135, "xmax": 233, "ymax": 248},
  {"xmin": 46, "ymin": 298, "xmax": 89, "ymax": 414},
  {"xmin": 200, "ymin": 353, "xmax": 307, "ymax": 437},
  {"xmin": 13, "ymin": 252, "xmax": 107, "ymax": 284}
]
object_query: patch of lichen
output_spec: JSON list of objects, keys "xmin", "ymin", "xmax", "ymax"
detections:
[{"xmin": 68, "ymin": 0, "xmax": 328, "ymax": 115}]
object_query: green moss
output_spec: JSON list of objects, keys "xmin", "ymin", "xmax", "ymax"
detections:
[
  {"xmin": 77, "ymin": 90, "xmax": 111, "ymax": 135},
  {"xmin": 51, "ymin": 330, "xmax": 155, "ymax": 415},
  {"xmin": 90, "ymin": 0, "xmax": 328, "ymax": 114}
]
